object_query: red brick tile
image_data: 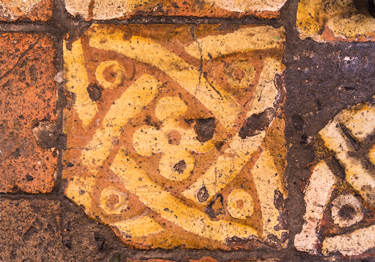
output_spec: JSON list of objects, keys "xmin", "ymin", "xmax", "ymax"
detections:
[
  {"xmin": 0, "ymin": 198, "xmax": 63, "ymax": 261},
  {"xmin": 0, "ymin": 33, "xmax": 57, "ymax": 193},
  {"xmin": 0, "ymin": 0, "xmax": 53, "ymax": 21}
]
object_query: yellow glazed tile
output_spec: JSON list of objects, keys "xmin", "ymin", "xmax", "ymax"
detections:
[
  {"xmin": 297, "ymin": 0, "xmax": 375, "ymax": 42},
  {"xmin": 63, "ymin": 24, "xmax": 287, "ymax": 250}
]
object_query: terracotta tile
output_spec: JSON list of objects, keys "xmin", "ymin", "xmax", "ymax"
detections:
[
  {"xmin": 0, "ymin": 0, "xmax": 53, "ymax": 21},
  {"xmin": 0, "ymin": 33, "xmax": 58, "ymax": 193},
  {"xmin": 189, "ymin": 258, "xmax": 280, "ymax": 262},
  {"xmin": 127, "ymin": 258, "xmax": 280, "ymax": 262},
  {"xmin": 297, "ymin": 0, "xmax": 375, "ymax": 42},
  {"xmin": 64, "ymin": 0, "xmax": 287, "ymax": 20},
  {"xmin": 0, "ymin": 198, "xmax": 63, "ymax": 261},
  {"xmin": 295, "ymin": 102, "xmax": 375, "ymax": 257},
  {"xmin": 63, "ymin": 24, "xmax": 288, "ymax": 250}
]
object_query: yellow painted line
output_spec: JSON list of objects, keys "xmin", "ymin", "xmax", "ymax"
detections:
[
  {"xmin": 113, "ymin": 216, "xmax": 164, "ymax": 238},
  {"xmin": 294, "ymin": 161, "xmax": 336, "ymax": 253},
  {"xmin": 88, "ymin": 28, "xmax": 240, "ymax": 130},
  {"xmin": 246, "ymin": 57, "xmax": 285, "ymax": 117},
  {"xmin": 65, "ymin": 176, "xmax": 96, "ymax": 212},
  {"xmin": 252, "ymin": 149, "xmax": 287, "ymax": 240},
  {"xmin": 185, "ymin": 26, "xmax": 285, "ymax": 60},
  {"xmin": 64, "ymin": 39, "xmax": 98, "ymax": 129},
  {"xmin": 81, "ymin": 74, "xmax": 160, "ymax": 170},
  {"xmin": 182, "ymin": 132, "xmax": 265, "ymax": 205},
  {"xmin": 111, "ymin": 148, "xmax": 258, "ymax": 243}
]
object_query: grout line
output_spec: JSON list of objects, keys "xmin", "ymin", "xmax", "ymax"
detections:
[{"xmin": 1, "ymin": 0, "xmax": 355, "ymax": 261}]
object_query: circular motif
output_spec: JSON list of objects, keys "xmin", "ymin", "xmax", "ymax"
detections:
[
  {"xmin": 226, "ymin": 189, "xmax": 254, "ymax": 219},
  {"xmin": 159, "ymin": 150, "xmax": 195, "ymax": 181},
  {"xmin": 132, "ymin": 96, "xmax": 213, "ymax": 181},
  {"xmin": 100, "ymin": 186, "xmax": 129, "ymax": 215},
  {"xmin": 95, "ymin": 60, "xmax": 125, "ymax": 89},
  {"xmin": 167, "ymin": 130, "xmax": 182, "ymax": 145},
  {"xmin": 331, "ymin": 194, "xmax": 363, "ymax": 228},
  {"xmin": 225, "ymin": 61, "xmax": 256, "ymax": 89}
]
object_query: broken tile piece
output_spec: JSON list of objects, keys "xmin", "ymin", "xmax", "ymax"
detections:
[
  {"xmin": 63, "ymin": 24, "xmax": 288, "ymax": 250},
  {"xmin": 0, "ymin": 33, "xmax": 58, "ymax": 193},
  {"xmin": 64, "ymin": 0, "xmax": 287, "ymax": 20},
  {"xmin": 296, "ymin": 101, "xmax": 375, "ymax": 257},
  {"xmin": 322, "ymin": 225, "xmax": 375, "ymax": 256},
  {"xmin": 294, "ymin": 161, "xmax": 336, "ymax": 254},
  {"xmin": 297, "ymin": 0, "xmax": 375, "ymax": 42},
  {"xmin": 0, "ymin": 0, "xmax": 53, "ymax": 21}
]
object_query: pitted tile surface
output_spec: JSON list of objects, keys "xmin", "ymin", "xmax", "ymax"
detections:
[
  {"xmin": 64, "ymin": 0, "xmax": 287, "ymax": 20},
  {"xmin": 63, "ymin": 24, "xmax": 288, "ymax": 250}
]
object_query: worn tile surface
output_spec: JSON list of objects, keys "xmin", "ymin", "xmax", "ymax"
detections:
[
  {"xmin": 0, "ymin": 198, "xmax": 63, "ymax": 262},
  {"xmin": 295, "ymin": 101, "xmax": 375, "ymax": 257},
  {"xmin": 0, "ymin": 33, "xmax": 58, "ymax": 193},
  {"xmin": 0, "ymin": 0, "xmax": 53, "ymax": 21},
  {"xmin": 127, "ymin": 258, "xmax": 280, "ymax": 262},
  {"xmin": 63, "ymin": 24, "xmax": 287, "ymax": 250},
  {"xmin": 297, "ymin": 0, "xmax": 375, "ymax": 42},
  {"xmin": 64, "ymin": 0, "xmax": 287, "ymax": 20}
]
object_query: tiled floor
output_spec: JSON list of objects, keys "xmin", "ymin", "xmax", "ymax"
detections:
[
  {"xmin": 63, "ymin": 23, "xmax": 287, "ymax": 250},
  {"xmin": 2, "ymin": 0, "xmax": 375, "ymax": 261}
]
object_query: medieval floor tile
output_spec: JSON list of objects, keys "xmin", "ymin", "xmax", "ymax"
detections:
[
  {"xmin": 295, "ymin": 101, "xmax": 375, "ymax": 257},
  {"xmin": 127, "ymin": 258, "xmax": 280, "ymax": 262},
  {"xmin": 0, "ymin": 33, "xmax": 58, "ymax": 193},
  {"xmin": 0, "ymin": 0, "xmax": 53, "ymax": 21},
  {"xmin": 0, "ymin": 198, "xmax": 63, "ymax": 262},
  {"xmin": 64, "ymin": 0, "xmax": 287, "ymax": 20},
  {"xmin": 63, "ymin": 24, "xmax": 288, "ymax": 250},
  {"xmin": 297, "ymin": 0, "xmax": 375, "ymax": 42}
]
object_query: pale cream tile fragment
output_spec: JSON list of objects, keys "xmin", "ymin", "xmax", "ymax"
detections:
[
  {"xmin": 64, "ymin": 0, "xmax": 91, "ymax": 19},
  {"xmin": 0, "ymin": 0, "xmax": 43, "ymax": 19},
  {"xmin": 336, "ymin": 104, "xmax": 375, "ymax": 142},
  {"xmin": 64, "ymin": 0, "xmax": 287, "ymax": 19},
  {"xmin": 204, "ymin": 0, "xmax": 287, "ymax": 12},
  {"xmin": 322, "ymin": 225, "xmax": 375, "ymax": 256},
  {"xmin": 294, "ymin": 161, "xmax": 336, "ymax": 253},
  {"xmin": 252, "ymin": 150, "xmax": 287, "ymax": 240},
  {"xmin": 320, "ymin": 119, "xmax": 375, "ymax": 205}
]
